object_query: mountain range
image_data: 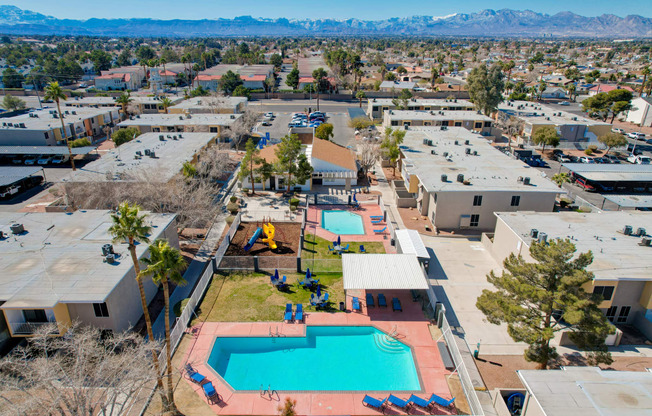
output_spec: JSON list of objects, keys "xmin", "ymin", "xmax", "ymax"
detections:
[{"xmin": 0, "ymin": 6, "xmax": 651, "ymax": 38}]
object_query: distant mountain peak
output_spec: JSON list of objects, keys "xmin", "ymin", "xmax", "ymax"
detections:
[{"xmin": 0, "ymin": 6, "xmax": 650, "ymax": 37}]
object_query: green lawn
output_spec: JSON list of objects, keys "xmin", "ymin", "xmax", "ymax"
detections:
[
  {"xmin": 191, "ymin": 271, "xmax": 344, "ymax": 323},
  {"xmin": 301, "ymin": 233, "xmax": 385, "ymax": 273}
]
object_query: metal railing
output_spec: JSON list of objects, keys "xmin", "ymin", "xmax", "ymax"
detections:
[{"xmin": 8, "ymin": 321, "xmax": 58, "ymax": 335}]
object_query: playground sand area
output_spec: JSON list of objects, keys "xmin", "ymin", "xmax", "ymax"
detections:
[{"xmin": 225, "ymin": 221, "xmax": 302, "ymax": 256}]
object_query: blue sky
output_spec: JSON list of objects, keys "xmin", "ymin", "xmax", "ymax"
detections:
[{"xmin": 2, "ymin": 0, "xmax": 649, "ymax": 20}]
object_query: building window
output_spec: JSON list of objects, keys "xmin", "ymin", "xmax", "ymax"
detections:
[
  {"xmin": 470, "ymin": 214, "xmax": 480, "ymax": 227},
  {"xmin": 511, "ymin": 195, "xmax": 521, "ymax": 207},
  {"xmin": 93, "ymin": 302, "xmax": 109, "ymax": 318},
  {"xmin": 593, "ymin": 286, "xmax": 614, "ymax": 301},
  {"xmin": 617, "ymin": 306, "xmax": 631, "ymax": 323},
  {"xmin": 484, "ymin": 121, "xmax": 492, "ymax": 128},
  {"xmin": 391, "ymin": 121, "xmax": 399, "ymax": 126},
  {"xmin": 454, "ymin": 121, "xmax": 462, "ymax": 126},
  {"xmin": 209, "ymin": 127, "xmax": 218, "ymax": 133},
  {"xmin": 23, "ymin": 309, "xmax": 48, "ymax": 323},
  {"xmin": 474, "ymin": 122, "xmax": 483, "ymax": 129},
  {"xmin": 605, "ymin": 306, "xmax": 617, "ymax": 322},
  {"xmin": 473, "ymin": 195, "xmax": 483, "ymax": 206}
]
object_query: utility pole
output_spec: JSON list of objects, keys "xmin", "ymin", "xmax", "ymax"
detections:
[{"xmin": 33, "ymin": 79, "xmax": 43, "ymax": 109}]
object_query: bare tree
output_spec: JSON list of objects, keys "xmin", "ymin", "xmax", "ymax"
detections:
[
  {"xmin": 496, "ymin": 112, "xmax": 524, "ymax": 149},
  {"xmin": 206, "ymin": 92, "xmax": 230, "ymax": 114},
  {"xmin": 228, "ymin": 109, "xmax": 261, "ymax": 150},
  {"xmin": 358, "ymin": 140, "xmax": 381, "ymax": 177},
  {"xmin": 0, "ymin": 323, "xmax": 160, "ymax": 416}
]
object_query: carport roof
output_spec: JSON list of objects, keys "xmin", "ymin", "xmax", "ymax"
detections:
[
  {"xmin": 342, "ymin": 254, "xmax": 429, "ymax": 290},
  {"xmin": 0, "ymin": 146, "xmax": 95, "ymax": 155},
  {"xmin": 562, "ymin": 163, "xmax": 652, "ymax": 182},
  {"xmin": 0, "ymin": 166, "xmax": 43, "ymax": 187},
  {"xmin": 395, "ymin": 229, "xmax": 429, "ymax": 259}
]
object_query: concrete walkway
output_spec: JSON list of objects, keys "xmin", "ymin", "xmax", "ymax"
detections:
[
  {"xmin": 373, "ymin": 161, "xmax": 406, "ymax": 230},
  {"xmin": 151, "ymin": 214, "xmax": 227, "ymax": 339}
]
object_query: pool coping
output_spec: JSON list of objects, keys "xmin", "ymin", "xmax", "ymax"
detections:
[
  {"xmin": 320, "ymin": 209, "xmax": 366, "ymax": 236},
  {"xmin": 203, "ymin": 323, "xmax": 426, "ymax": 395}
]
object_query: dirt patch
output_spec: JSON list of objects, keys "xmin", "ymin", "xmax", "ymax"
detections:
[
  {"xmin": 225, "ymin": 221, "xmax": 302, "ymax": 256},
  {"xmin": 382, "ymin": 165, "xmax": 402, "ymax": 181}
]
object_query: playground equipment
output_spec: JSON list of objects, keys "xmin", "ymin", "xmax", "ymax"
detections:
[{"xmin": 243, "ymin": 222, "xmax": 277, "ymax": 251}]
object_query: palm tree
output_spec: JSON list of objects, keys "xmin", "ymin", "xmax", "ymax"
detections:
[
  {"xmin": 44, "ymin": 82, "xmax": 75, "ymax": 171},
  {"xmin": 551, "ymin": 172, "xmax": 571, "ymax": 188},
  {"xmin": 566, "ymin": 83, "xmax": 576, "ymax": 102},
  {"xmin": 116, "ymin": 92, "xmax": 133, "ymax": 120},
  {"xmin": 160, "ymin": 96, "xmax": 173, "ymax": 114},
  {"xmin": 356, "ymin": 90, "xmax": 366, "ymax": 108},
  {"xmin": 641, "ymin": 66, "xmax": 650, "ymax": 96},
  {"xmin": 159, "ymin": 57, "xmax": 168, "ymax": 87},
  {"xmin": 108, "ymin": 202, "xmax": 169, "ymax": 411},
  {"xmin": 201, "ymin": 52, "xmax": 209, "ymax": 70},
  {"xmin": 140, "ymin": 239, "xmax": 187, "ymax": 412}
]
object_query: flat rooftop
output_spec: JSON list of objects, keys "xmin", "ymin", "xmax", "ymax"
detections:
[
  {"xmin": 518, "ymin": 367, "xmax": 652, "ymax": 416},
  {"xmin": 401, "ymin": 127, "xmax": 561, "ymax": 193},
  {"xmin": 603, "ymin": 194, "xmax": 652, "ymax": 208},
  {"xmin": 0, "ymin": 166, "xmax": 43, "ymax": 187},
  {"xmin": 0, "ymin": 210, "xmax": 176, "ymax": 307},
  {"xmin": 495, "ymin": 211, "xmax": 652, "ymax": 281},
  {"xmin": 0, "ymin": 146, "xmax": 95, "ymax": 155},
  {"xmin": 169, "ymin": 96, "xmax": 247, "ymax": 111},
  {"xmin": 369, "ymin": 98, "xmax": 474, "ymax": 108},
  {"xmin": 117, "ymin": 113, "xmax": 242, "ymax": 127},
  {"xmin": 386, "ymin": 110, "xmax": 493, "ymax": 122},
  {"xmin": 200, "ymin": 64, "xmax": 273, "ymax": 77},
  {"xmin": 66, "ymin": 132, "xmax": 216, "ymax": 182},
  {"xmin": 498, "ymin": 100, "xmax": 610, "ymax": 126},
  {"xmin": 562, "ymin": 163, "xmax": 652, "ymax": 182},
  {"xmin": 64, "ymin": 95, "xmax": 183, "ymax": 106},
  {"xmin": 0, "ymin": 107, "xmax": 118, "ymax": 131}
]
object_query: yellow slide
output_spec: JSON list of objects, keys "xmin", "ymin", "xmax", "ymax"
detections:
[{"xmin": 262, "ymin": 223, "xmax": 277, "ymax": 250}]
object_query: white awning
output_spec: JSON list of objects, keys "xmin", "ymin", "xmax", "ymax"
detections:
[
  {"xmin": 342, "ymin": 254, "xmax": 429, "ymax": 290},
  {"xmin": 395, "ymin": 229, "xmax": 430, "ymax": 259}
]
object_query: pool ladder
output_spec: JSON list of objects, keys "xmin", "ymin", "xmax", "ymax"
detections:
[
  {"xmin": 260, "ymin": 384, "xmax": 278, "ymax": 400},
  {"xmin": 387, "ymin": 325, "xmax": 399, "ymax": 340},
  {"xmin": 269, "ymin": 325, "xmax": 281, "ymax": 337}
]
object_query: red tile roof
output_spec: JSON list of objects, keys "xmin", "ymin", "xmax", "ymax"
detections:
[{"xmin": 589, "ymin": 84, "xmax": 634, "ymax": 93}]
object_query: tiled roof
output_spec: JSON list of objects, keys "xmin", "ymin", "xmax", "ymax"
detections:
[{"xmin": 311, "ymin": 138, "xmax": 357, "ymax": 171}]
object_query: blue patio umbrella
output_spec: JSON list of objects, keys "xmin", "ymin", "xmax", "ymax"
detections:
[
  {"xmin": 337, "ymin": 235, "xmax": 341, "ymax": 246},
  {"xmin": 274, "ymin": 269, "xmax": 279, "ymax": 281},
  {"xmin": 306, "ymin": 268, "xmax": 311, "ymax": 279},
  {"xmin": 353, "ymin": 193, "xmax": 357, "ymax": 202},
  {"xmin": 316, "ymin": 286, "xmax": 322, "ymax": 299}
]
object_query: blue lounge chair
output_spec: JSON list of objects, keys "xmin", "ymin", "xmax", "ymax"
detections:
[
  {"xmin": 371, "ymin": 219, "xmax": 383, "ymax": 224},
  {"xmin": 352, "ymin": 297, "xmax": 361, "ymax": 312},
  {"xmin": 359, "ymin": 244, "xmax": 366, "ymax": 253},
  {"xmin": 322, "ymin": 293, "xmax": 329, "ymax": 303},
  {"xmin": 202, "ymin": 382, "xmax": 221, "ymax": 404},
  {"xmin": 366, "ymin": 293, "xmax": 375, "ymax": 307},
  {"xmin": 392, "ymin": 297, "xmax": 402, "ymax": 312},
  {"xmin": 328, "ymin": 245, "xmax": 334, "ymax": 252},
  {"xmin": 429, "ymin": 394, "xmax": 456, "ymax": 408},
  {"xmin": 284, "ymin": 303, "xmax": 293, "ymax": 321},
  {"xmin": 374, "ymin": 226, "xmax": 387, "ymax": 233},
  {"xmin": 295, "ymin": 304, "xmax": 303, "ymax": 322},
  {"xmin": 408, "ymin": 394, "xmax": 433, "ymax": 410},
  {"xmin": 370, "ymin": 215, "xmax": 383, "ymax": 220},
  {"xmin": 362, "ymin": 395, "xmax": 387, "ymax": 412},
  {"xmin": 270, "ymin": 275, "xmax": 278, "ymax": 285},
  {"xmin": 310, "ymin": 293, "xmax": 318, "ymax": 306},
  {"xmin": 342, "ymin": 244, "xmax": 349, "ymax": 251},
  {"xmin": 388, "ymin": 394, "xmax": 412, "ymax": 410},
  {"xmin": 378, "ymin": 293, "xmax": 387, "ymax": 307},
  {"xmin": 184, "ymin": 364, "xmax": 206, "ymax": 384}
]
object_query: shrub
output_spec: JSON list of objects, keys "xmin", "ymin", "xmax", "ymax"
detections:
[
  {"xmin": 348, "ymin": 116, "xmax": 374, "ymax": 130},
  {"xmin": 230, "ymin": 195, "xmax": 238, "ymax": 203},
  {"xmin": 70, "ymin": 137, "xmax": 91, "ymax": 148},
  {"xmin": 112, "ymin": 127, "xmax": 141, "ymax": 146},
  {"xmin": 226, "ymin": 215, "xmax": 235, "ymax": 225},
  {"xmin": 584, "ymin": 148, "xmax": 593, "ymax": 155},
  {"xmin": 226, "ymin": 202, "xmax": 239, "ymax": 214},
  {"xmin": 588, "ymin": 144, "xmax": 598, "ymax": 153},
  {"xmin": 242, "ymin": 187, "xmax": 249, "ymax": 194},
  {"xmin": 289, "ymin": 197, "xmax": 300, "ymax": 207},
  {"xmin": 173, "ymin": 298, "xmax": 190, "ymax": 317}
]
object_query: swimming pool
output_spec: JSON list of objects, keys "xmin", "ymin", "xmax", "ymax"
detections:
[
  {"xmin": 207, "ymin": 326, "xmax": 421, "ymax": 391},
  {"xmin": 321, "ymin": 210, "xmax": 365, "ymax": 235}
]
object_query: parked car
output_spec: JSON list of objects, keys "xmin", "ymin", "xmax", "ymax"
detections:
[
  {"xmin": 593, "ymin": 157, "xmax": 609, "ymax": 164},
  {"xmin": 611, "ymin": 128, "xmax": 625, "ymax": 134},
  {"xmin": 627, "ymin": 132, "xmax": 646, "ymax": 140},
  {"xmin": 603, "ymin": 154, "xmax": 621, "ymax": 164},
  {"xmin": 264, "ymin": 112, "xmax": 274, "ymax": 118},
  {"xmin": 37, "ymin": 155, "xmax": 53, "ymax": 165},
  {"xmin": 0, "ymin": 185, "xmax": 20, "ymax": 200},
  {"xmin": 574, "ymin": 177, "xmax": 596, "ymax": 192},
  {"xmin": 559, "ymin": 101, "xmax": 570, "ymax": 106},
  {"xmin": 261, "ymin": 120, "xmax": 272, "ymax": 126},
  {"xmin": 579, "ymin": 156, "xmax": 595, "ymax": 164},
  {"xmin": 11, "ymin": 157, "xmax": 23, "ymax": 164},
  {"xmin": 626, "ymin": 144, "xmax": 643, "ymax": 155},
  {"xmin": 51, "ymin": 155, "xmax": 66, "ymax": 164},
  {"xmin": 556, "ymin": 154, "xmax": 572, "ymax": 163},
  {"xmin": 288, "ymin": 121, "xmax": 307, "ymax": 128},
  {"xmin": 627, "ymin": 154, "xmax": 652, "ymax": 164},
  {"xmin": 24, "ymin": 156, "xmax": 37, "ymax": 165}
]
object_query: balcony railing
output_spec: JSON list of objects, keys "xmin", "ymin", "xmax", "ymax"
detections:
[{"xmin": 9, "ymin": 321, "xmax": 58, "ymax": 335}]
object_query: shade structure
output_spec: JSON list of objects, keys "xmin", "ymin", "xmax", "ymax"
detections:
[{"xmin": 342, "ymin": 254, "xmax": 429, "ymax": 290}]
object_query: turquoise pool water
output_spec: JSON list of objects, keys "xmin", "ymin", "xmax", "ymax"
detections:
[
  {"xmin": 207, "ymin": 326, "xmax": 421, "ymax": 391},
  {"xmin": 321, "ymin": 210, "xmax": 365, "ymax": 235}
]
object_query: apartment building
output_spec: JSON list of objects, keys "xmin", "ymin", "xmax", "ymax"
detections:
[
  {"xmin": 625, "ymin": 97, "xmax": 652, "ymax": 127},
  {"xmin": 195, "ymin": 64, "xmax": 274, "ymax": 91},
  {"xmin": 498, "ymin": 100, "xmax": 611, "ymax": 144},
  {"xmin": 383, "ymin": 110, "xmax": 494, "ymax": 135},
  {"xmin": 168, "ymin": 96, "xmax": 248, "ymax": 115},
  {"xmin": 117, "ymin": 113, "xmax": 242, "ymax": 135},
  {"xmin": 0, "ymin": 107, "xmax": 119, "ymax": 146},
  {"xmin": 94, "ymin": 66, "xmax": 146, "ymax": 91},
  {"xmin": 484, "ymin": 211, "xmax": 652, "ymax": 339},
  {"xmin": 0, "ymin": 210, "xmax": 178, "ymax": 351},
  {"xmin": 395, "ymin": 127, "xmax": 560, "ymax": 232},
  {"xmin": 367, "ymin": 98, "xmax": 475, "ymax": 120},
  {"xmin": 64, "ymin": 95, "xmax": 184, "ymax": 115}
]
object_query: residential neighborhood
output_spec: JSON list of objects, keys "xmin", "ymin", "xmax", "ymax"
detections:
[{"xmin": 0, "ymin": 3, "xmax": 651, "ymax": 416}]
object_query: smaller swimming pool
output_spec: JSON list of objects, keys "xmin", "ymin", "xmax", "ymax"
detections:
[{"xmin": 321, "ymin": 210, "xmax": 365, "ymax": 235}]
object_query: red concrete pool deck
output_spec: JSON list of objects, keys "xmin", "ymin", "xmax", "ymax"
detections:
[
  {"xmin": 306, "ymin": 204, "xmax": 396, "ymax": 253},
  {"xmin": 181, "ymin": 290, "xmax": 456, "ymax": 415}
]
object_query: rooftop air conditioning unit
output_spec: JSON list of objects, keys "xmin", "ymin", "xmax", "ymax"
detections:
[
  {"xmin": 443, "ymin": 152, "xmax": 449, "ymax": 157},
  {"xmin": 636, "ymin": 227, "xmax": 646, "ymax": 237},
  {"xmin": 431, "ymin": 150, "xmax": 437, "ymax": 155},
  {"xmin": 428, "ymin": 140, "xmax": 433, "ymax": 146},
  {"xmin": 523, "ymin": 177, "xmax": 531, "ymax": 185},
  {"xmin": 10, "ymin": 223, "xmax": 24, "ymax": 234},
  {"xmin": 172, "ymin": 135, "xmax": 178, "ymax": 140},
  {"xmin": 159, "ymin": 135, "xmax": 164, "ymax": 140},
  {"xmin": 530, "ymin": 229, "xmax": 539, "ymax": 238},
  {"xmin": 19, "ymin": 123, "xmax": 25, "ymax": 128},
  {"xmin": 640, "ymin": 237, "xmax": 652, "ymax": 247},
  {"xmin": 230, "ymin": 115, "xmax": 235, "ymax": 119},
  {"xmin": 465, "ymin": 148, "xmax": 471, "ymax": 155},
  {"xmin": 144, "ymin": 149, "xmax": 151, "ymax": 156},
  {"xmin": 149, "ymin": 151, "xmax": 156, "ymax": 158},
  {"xmin": 456, "ymin": 174, "xmax": 464, "ymax": 183},
  {"xmin": 71, "ymin": 111, "xmax": 76, "ymax": 115},
  {"xmin": 465, "ymin": 140, "xmax": 470, "ymax": 145},
  {"xmin": 423, "ymin": 138, "xmax": 429, "ymax": 145},
  {"xmin": 623, "ymin": 225, "xmax": 633, "ymax": 235},
  {"xmin": 537, "ymin": 232, "xmax": 548, "ymax": 244},
  {"xmin": 105, "ymin": 254, "xmax": 116, "ymax": 264},
  {"xmin": 454, "ymin": 140, "xmax": 459, "ymax": 145},
  {"xmin": 136, "ymin": 115, "xmax": 140, "ymax": 118},
  {"xmin": 441, "ymin": 174, "xmax": 447, "ymax": 182},
  {"xmin": 101, "ymin": 244, "xmax": 114, "ymax": 256},
  {"xmin": 473, "ymin": 150, "xmax": 478, "ymax": 156},
  {"xmin": 179, "ymin": 116, "xmax": 184, "ymax": 120}
]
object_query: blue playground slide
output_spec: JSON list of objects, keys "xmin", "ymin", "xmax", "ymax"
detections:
[{"xmin": 243, "ymin": 227, "xmax": 263, "ymax": 251}]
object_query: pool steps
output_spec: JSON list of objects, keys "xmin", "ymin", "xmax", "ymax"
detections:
[{"xmin": 373, "ymin": 333, "xmax": 405, "ymax": 354}]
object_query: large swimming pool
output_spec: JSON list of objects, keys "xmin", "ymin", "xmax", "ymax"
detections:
[
  {"xmin": 321, "ymin": 210, "xmax": 365, "ymax": 235},
  {"xmin": 207, "ymin": 326, "xmax": 421, "ymax": 391}
]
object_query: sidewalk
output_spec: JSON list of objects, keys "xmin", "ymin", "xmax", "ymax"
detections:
[
  {"xmin": 151, "ymin": 214, "xmax": 227, "ymax": 339},
  {"xmin": 373, "ymin": 161, "xmax": 406, "ymax": 230}
]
